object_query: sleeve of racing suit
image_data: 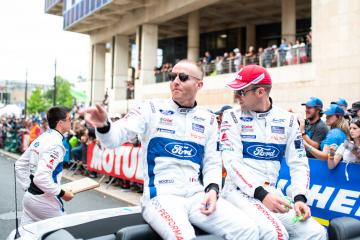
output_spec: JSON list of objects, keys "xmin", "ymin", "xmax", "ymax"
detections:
[
  {"xmin": 15, "ymin": 149, "xmax": 31, "ymax": 191},
  {"xmin": 95, "ymin": 102, "xmax": 149, "ymax": 149},
  {"xmin": 33, "ymin": 145, "xmax": 65, "ymax": 196},
  {"xmin": 202, "ymin": 114, "xmax": 222, "ymax": 190},
  {"xmin": 220, "ymin": 110, "xmax": 261, "ymax": 197},
  {"xmin": 285, "ymin": 115, "xmax": 310, "ymax": 200}
]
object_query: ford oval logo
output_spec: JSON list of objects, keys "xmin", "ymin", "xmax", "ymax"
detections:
[
  {"xmin": 160, "ymin": 109, "xmax": 175, "ymax": 115},
  {"xmin": 165, "ymin": 143, "xmax": 197, "ymax": 158},
  {"xmin": 240, "ymin": 117, "xmax": 253, "ymax": 122},
  {"xmin": 247, "ymin": 145, "xmax": 280, "ymax": 158}
]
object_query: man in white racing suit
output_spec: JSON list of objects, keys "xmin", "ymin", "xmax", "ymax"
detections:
[
  {"xmin": 15, "ymin": 106, "xmax": 74, "ymax": 225},
  {"xmin": 221, "ymin": 65, "xmax": 327, "ymax": 240},
  {"xmin": 82, "ymin": 60, "xmax": 259, "ymax": 240}
]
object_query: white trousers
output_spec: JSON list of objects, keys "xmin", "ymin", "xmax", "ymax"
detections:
[
  {"xmin": 21, "ymin": 191, "xmax": 65, "ymax": 225},
  {"xmin": 223, "ymin": 189, "xmax": 327, "ymax": 240},
  {"xmin": 142, "ymin": 192, "xmax": 259, "ymax": 240}
]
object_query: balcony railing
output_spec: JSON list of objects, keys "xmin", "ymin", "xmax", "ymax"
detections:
[
  {"xmin": 154, "ymin": 45, "xmax": 312, "ymax": 82},
  {"xmin": 63, "ymin": 0, "xmax": 111, "ymax": 29},
  {"xmin": 45, "ymin": 0, "xmax": 61, "ymax": 11}
]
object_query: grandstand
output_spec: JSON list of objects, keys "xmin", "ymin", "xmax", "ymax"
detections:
[{"xmin": 45, "ymin": 0, "xmax": 360, "ymax": 114}]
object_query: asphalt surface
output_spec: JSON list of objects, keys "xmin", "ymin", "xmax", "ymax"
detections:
[{"xmin": 0, "ymin": 153, "xmax": 129, "ymax": 240}]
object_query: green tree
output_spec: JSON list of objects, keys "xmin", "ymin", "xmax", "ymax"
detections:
[
  {"xmin": 44, "ymin": 76, "xmax": 73, "ymax": 108},
  {"xmin": 27, "ymin": 87, "xmax": 49, "ymax": 114}
]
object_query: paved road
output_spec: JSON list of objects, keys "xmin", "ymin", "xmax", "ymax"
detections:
[{"xmin": 0, "ymin": 153, "xmax": 129, "ymax": 240}]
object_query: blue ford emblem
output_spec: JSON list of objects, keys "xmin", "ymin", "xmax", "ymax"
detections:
[
  {"xmin": 247, "ymin": 145, "xmax": 280, "ymax": 158},
  {"xmin": 159, "ymin": 109, "xmax": 175, "ymax": 115},
  {"xmin": 165, "ymin": 143, "xmax": 197, "ymax": 158},
  {"xmin": 240, "ymin": 117, "xmax": 253, "ymax": 122}
]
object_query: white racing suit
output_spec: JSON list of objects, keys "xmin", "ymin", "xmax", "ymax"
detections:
[
  {"xmin": 15, "ymin": 129, "xmax": 66, "ymax": 225},
  {"xmin": 96, "ymin": 98, "xmax": 258, "ymax": 240},
  {"xmin": 220, "ymin": 105, "xmax": 327, "ymax": 240}
]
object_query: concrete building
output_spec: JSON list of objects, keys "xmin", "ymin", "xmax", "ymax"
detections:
[
  {"xmin": 0, "ymin": 80, "xmax": 51, "ymax": 107},
  {"xmin": 45, "ymin": 0, "xmax": 360, "ymax": 115}
]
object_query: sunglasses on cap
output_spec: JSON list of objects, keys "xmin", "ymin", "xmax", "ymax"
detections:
[{"xmin": 168, "ymin": 72, "xmax": 200, "ymax": 82}]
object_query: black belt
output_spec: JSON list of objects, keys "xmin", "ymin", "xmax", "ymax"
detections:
[{"xmin": 27, "ymin": 175, "xmax": 44, "ymax": 195}]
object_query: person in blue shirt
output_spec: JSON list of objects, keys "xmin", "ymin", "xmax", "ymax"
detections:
[
  {"xmin": 304, "ymin": 104, "xmax": 350, "ymax": 160},
  {"xmin": 331, "ymin": 98, "xmax": 348, "ymax": 112}
]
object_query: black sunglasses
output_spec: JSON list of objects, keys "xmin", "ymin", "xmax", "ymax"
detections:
[
  {"xmin": 168, "ymin": 72, "xmax": 199, "ymax": 82},
  {"xmin": 235, "ymin": 87, "xmax": 259, "ymax": 97}
]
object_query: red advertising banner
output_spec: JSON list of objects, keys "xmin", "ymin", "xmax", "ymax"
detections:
[{"xmin": 87, "ymin": 142, "xmax": 144, "ymax": 183}]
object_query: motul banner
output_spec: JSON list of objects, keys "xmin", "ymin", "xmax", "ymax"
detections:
[{"xmin": 87, "ymin": 142, "xmax": 143, "ymax": 183}]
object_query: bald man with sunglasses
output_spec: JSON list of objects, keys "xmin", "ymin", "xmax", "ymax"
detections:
[
  {"xmin": 81, "ymin": 60, "xmax": 258, "ymax": 240},
  {"xmin": 220, "ymin": 65, "xmax": 327, "ymax": 240}
]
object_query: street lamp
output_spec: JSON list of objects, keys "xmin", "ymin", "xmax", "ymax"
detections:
[
  {"xmin": 53, "ymin": 59, "xmax": 57, "ymax": 106},
  {"xmin": 24, "ymin": 70, "xmax": 28, "ymax": 118}
]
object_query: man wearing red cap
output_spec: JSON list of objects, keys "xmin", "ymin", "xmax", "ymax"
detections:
[
  {"xmin": 81, "ymin": 60, "xmax": 258, "ymax": 240},
  {"xmin": 220, "ymin": 65, "xmax": 327, "ymax": 240}
]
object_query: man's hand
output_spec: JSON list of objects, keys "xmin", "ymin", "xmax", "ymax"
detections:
[
  {"xmin": 299, "ymin": 119, "xmax": 305, "ymax": 133},
  {"xmin": 62, "ymin": 190, "xmax": 74, "ymax": 201},
  {"xmin": 78, "ymin": 104, "xmax": 108, "ymax": 128},
  {"xmin": 200, "ymin": 190, "xmax": 217, "ymax": 215},
  {"xmin": 262, "ymin": 193, "xmax": 292, "ymax": 213},
  {"xmin": 294, "ymin": 201, "xmax": 311, "ymax": 221}
]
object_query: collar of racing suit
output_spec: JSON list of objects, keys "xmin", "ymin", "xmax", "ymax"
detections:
[
  {"xmin": 172, "ymin": 99, "xmax": 197, "ymax": 114},
  {"xmin": 52, "ymin": 128, "xmax": 64, "ymax": 140}
]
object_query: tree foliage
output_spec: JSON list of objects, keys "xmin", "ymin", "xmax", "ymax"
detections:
[
  {"xmin": 55, "ymin": 76, "xmax": 73, "ymax": 108},
  {"xmin": 43, "ymin": 76, "xmax": 73, "ymax": 108},
  {"xmin": 27, "ymin": 87, "xmax": 49, "ymax": 114}
]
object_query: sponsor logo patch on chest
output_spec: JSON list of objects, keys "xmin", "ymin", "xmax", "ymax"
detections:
[
  {"xmin": 246, "ymin": 145, "xmax": 280, "ymax": 158},
  {"xmin": 159, "ymin": 109, "xmax": 175, "ymax": 115},
  {"xmin": 271, "ymin": 118, "xmax": 286, "ymax": 123},
  {"xmin": 157, "ymin": 128, "xmax": 175, "ymax": 134},
  {"xmin": 159, "ymin": 117, "xmax": 173, "ymax": 126},
  {"xmin": 165, "ymin": 143, "xmax": 197, "ymax": 157},
  {"xmin": 190, "ymin": 133, "xmax": 205, "ymax": 140},
  {"xmin": 240, "ymin": 117, "xmax": 253, "ymax": 122},
  {"xmin": 241, "ymin": 125, "xmax": 254, "ymax": 132},
  {"xmin": 192, "ymin": 123, "xmax": 205, "ymax": 133},
  {"xmin": 271, "ymin": 126, "xmax": 285, "ymax": 134},
  {"xmin": 193, "ymin": 116, "xmax": 206, "ymax": 122},
  {"xmin": 241, "ymin": 134, "xmax": 256, "ymax": 139}
]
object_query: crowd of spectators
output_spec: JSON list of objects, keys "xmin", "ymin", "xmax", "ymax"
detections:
[
  {"xmin": 154, "ymin": 63, "xmax": 173, "ymax": 83},
  {"xmin": 297, "ymin": 97, "xmax": 360, "ymax": 170},
  {"xmin": 0, "ymin": 106, "xmax": 143, "ymax": 194},
  {"xmin": 154, "ymin": 32, "xmax": 312, "ymax": 81},
  {"xmin": 199, "ymin": 36, "xmax": 311, "ymax": 76}
]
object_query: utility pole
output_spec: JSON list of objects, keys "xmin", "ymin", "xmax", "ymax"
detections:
[
  {"xmin": 53, "ymin": 59, "xmax": 57, "ymax": 106},
  {"xmin": 24, "ymin": 70, "xmax": 28, "ymax": 118}
]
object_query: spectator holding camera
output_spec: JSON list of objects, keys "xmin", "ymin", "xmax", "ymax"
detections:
[
  {"xmin": 304, "ymin": 104, "xmax": 350, "ymax": 160},
  {"xmin": 300, "ymin": 97, "xmax": 328, "ymax": 158},
  {"xmin": 328, "ymin": 118, "xmax": 360, "ymax": 170}
]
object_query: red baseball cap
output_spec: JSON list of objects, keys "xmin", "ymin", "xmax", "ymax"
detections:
[{"xmin": 226, "ymin": 65, "xmax": 272, "ymax": 90}]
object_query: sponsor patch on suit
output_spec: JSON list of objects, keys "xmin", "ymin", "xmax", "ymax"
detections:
[
  {"xmin": 192, "ymin": 123, "xmax": 205, "ymax": 133},
  {"xmin": 271, "ymin": 126, "xmax": 285, "ymax": 134},
  {"xmin": 157, "ymin": 128, "xmax": 175, "ymax": 134}
]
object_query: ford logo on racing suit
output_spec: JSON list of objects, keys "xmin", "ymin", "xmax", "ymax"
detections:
[
  {"xmin": 164, "ymin": 143, "xmax": 197, "ymax": 158},
  {"xmin": 247, "ymin": 145, "xmax": 280, "ymax": 159}
]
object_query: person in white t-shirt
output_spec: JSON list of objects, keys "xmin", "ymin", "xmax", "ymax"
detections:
[{"xmin": 328, "ymin": 118, "xmax": 360, "ymax": 170}]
